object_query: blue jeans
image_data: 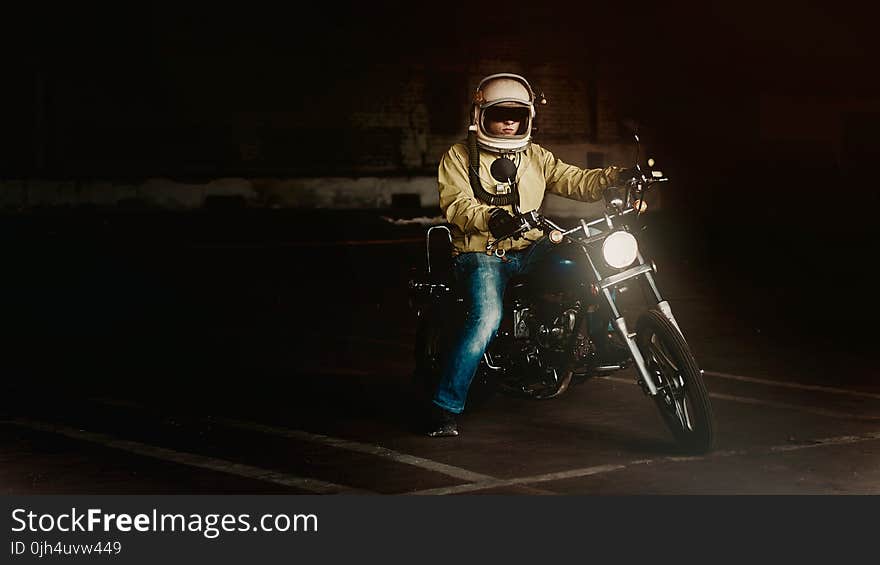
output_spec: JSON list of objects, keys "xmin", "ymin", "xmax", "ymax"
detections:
[{"xmin": 432, "ymin": 240, "xmax": 556, "ymax": 414}]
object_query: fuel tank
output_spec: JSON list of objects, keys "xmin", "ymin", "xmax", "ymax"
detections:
[{"xmin": 506, "ymin": 243, "xmax": 594, "ymax": 300}]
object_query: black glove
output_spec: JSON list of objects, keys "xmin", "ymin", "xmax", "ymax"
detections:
[
  {"xmin": 488, "ymin": 208, "xmax": 523, "ymax": 240},
  {"xmin": 603, "ymin": 185, "xmax": 625, "ymax": 206}
]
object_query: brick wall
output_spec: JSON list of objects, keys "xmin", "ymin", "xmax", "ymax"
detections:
[{"xmin": 3, "ymin": 12, "xmax": 644, "ymax": 209}]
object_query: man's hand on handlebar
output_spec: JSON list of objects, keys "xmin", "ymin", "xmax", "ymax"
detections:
[
  {"xmin": 614, "ymin": 167, "xmax": 640, "ymax": 186},
  {"xmin": 603, "ymin": 185, "xmax": 626, "ymax": 207},
  {"xmin": 488, "ymin": 208, "xmax": 525, "ymax": 240}
]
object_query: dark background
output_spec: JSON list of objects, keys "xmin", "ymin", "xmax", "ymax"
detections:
[
  {"xmin": 1, "ymin": 2, "xmax": 878, "ymax": 396},
  {"xmin": 5, "ymin": 3, "xmax": 880, "ymax": 216}
]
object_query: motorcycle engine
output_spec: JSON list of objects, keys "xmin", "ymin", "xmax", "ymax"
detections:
[
  {"xmin": 512, "ymin": 300, "xmax": 580, "ymax": 352},
  {"xmin": 536, "ymin": 307, "xmax": 579, "ymax": 351},
  {"xmin": 499, "ymin": 298, "xmax": 589, "ymax": 397}
]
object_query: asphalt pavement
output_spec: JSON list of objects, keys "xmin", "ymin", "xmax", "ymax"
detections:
[{"xmin": 1, "ymin": 207, "xmax": 877, "ymax": 494}]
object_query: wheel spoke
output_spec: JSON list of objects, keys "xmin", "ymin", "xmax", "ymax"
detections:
[
  {"xmin": 650, "ymin": 335, "xmax": 680, "ymax": 374},
  {"xmin": 637, "ymin": 310, "xmax": 714, "ymax": 453},
  {"xmin": 679, "ymin": 397, "xmax": 694, "ymax": 431},
  {"xmin": 672, "ymin": 399, "xmax": 686, "ymax": 429},
  {"xmin": 648, "ymin": 345, "xmax": 679, "ymax": 393},
  {"xmin": 647, "ymin": 331, "xmax": 693, "ymax": 431}
]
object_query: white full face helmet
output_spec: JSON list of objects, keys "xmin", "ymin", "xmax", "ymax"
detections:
[{"xmin": 472, "ymin": 73, "xmax": 536, "ymax": 154}]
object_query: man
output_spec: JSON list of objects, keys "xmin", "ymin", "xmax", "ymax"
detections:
[{"xmin": 428, "ymin": 73, "xmax": 631, "ymax": 437}]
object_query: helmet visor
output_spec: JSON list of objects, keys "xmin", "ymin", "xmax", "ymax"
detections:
[{"xmin": 482, "ymin": 105, "xmax": 530, "ymax": 136}]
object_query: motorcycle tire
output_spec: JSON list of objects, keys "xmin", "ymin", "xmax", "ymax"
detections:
[{"xmin": 635, "ymin": 309, "xmax": 715, "ymax": 454}]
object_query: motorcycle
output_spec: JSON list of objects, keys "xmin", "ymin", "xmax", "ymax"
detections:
[{"xmin": 408, "ymin": 136, "xmax": 715, "ymax": 454}]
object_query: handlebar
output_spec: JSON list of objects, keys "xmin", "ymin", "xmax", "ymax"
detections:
[
  {"xmin": 485, "ymin": 207, "xmax": 631, "ymax": 253},
  {"xmin": 484, "ymin": 174, "xmax": 667, "ymax": 253}
]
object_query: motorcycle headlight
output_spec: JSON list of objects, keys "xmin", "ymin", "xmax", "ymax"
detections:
[{"xmin": 602, "ymin": 231, "xmax": 638, "ymax": 269}]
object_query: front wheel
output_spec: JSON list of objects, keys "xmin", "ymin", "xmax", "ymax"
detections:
[{"xmin": 635, "ymin": 310, "xmax": 715, "ymax": 454}]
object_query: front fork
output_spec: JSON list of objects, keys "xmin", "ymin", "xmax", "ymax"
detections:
[
  {"xmin": 602, "ymin": 287, "xmax": 658, "ymax": 395},
  {"xmin": 589, "ymin": 251, "xmax": 684, "ymax": 397}
]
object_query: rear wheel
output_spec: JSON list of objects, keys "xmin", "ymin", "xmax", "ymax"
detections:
[
  {"xmin": 635, "ymin": 309, "xmax": 715, "ymax": 453},
  {"xmin": 413, "ymin": 311, "xmax": 444, "ymax": 406}
]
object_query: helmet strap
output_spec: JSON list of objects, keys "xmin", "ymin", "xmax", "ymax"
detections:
[{"xmin": 467, "ymin": 128, "xmax": 520, "ymax": 207}]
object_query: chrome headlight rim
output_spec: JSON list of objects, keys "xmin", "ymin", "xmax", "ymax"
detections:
[{"xmin": 602, "ymin": 230, "xmax": 639, "ymax": 270}]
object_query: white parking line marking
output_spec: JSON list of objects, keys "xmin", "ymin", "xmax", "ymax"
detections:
[
  {"xmin": 706, "ymin": 392, "xmax": 880, "ymax": 421},
  {"xmin": 407, "ymin": 429, "xmax": 880, "ymax": 495},
  {"xmin": 602, "ymin": 376, "xmax": 880, "ymax": 421},
  {"xmin": 2, "ymin": 418, "xmax": 371, "ymax": 495},
  {"xmin": 219, "ymin": 419, "xmax": 497, "ymax": 483},
  {"xmin": 770, "ymin": 430, "xmax": 880, "ymax": 452},
  {"xmin": 703, "ymin": 370, "xmax": 880, "ymax": 400},
  {"xmin": 79, "ymin": 360, "xmax": 880, "ymax": 495},
  {"xmin": 409, "ymin": 464, "xmax": 627, "ymax": 495},
  {"xmin": 87, "ymin": 397, "xmax": 538, "ymax": 491}
]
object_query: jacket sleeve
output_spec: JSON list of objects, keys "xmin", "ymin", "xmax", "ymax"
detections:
[
  {"xmin": 438, "ymin": 146, "xmax": 494, "ymax": 234},
  {"xmin": 541, "ymin": 147, "xmax": 620, "ymax": 203}
]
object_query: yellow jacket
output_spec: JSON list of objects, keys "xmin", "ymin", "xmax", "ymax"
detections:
[{"xmin": 438, "ymin": 142, "xmax": 620, "ymax": 254}]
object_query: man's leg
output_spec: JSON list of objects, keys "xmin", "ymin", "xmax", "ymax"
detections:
[{"xmin": 432, "ymin": 253, "xmax": 506, "ymax": 417}]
